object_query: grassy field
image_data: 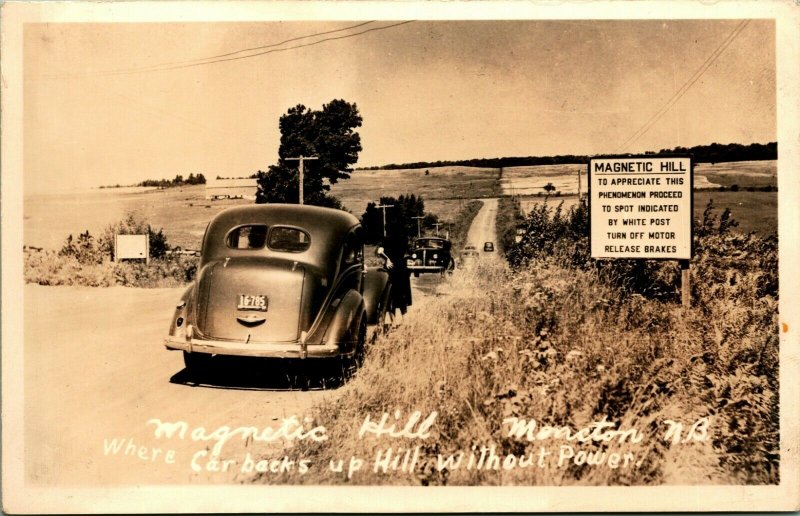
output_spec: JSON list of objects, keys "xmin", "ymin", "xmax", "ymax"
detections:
[
  {"xmin": 26, "ymin": 167, "xmax": 501, "ymax": 252},
  {"xmin": 331, "ymin": 166, "xmax": 501, "ymax": 216},
  {"xmin": 24, "ymin": 160, "xmax": 777, "ymax": 252},
  {"xmin": 694, "ymin": 160, "xmax": 777, "ymax": 188},
  {"xmin": 694, "ymin": 191, "xmax": 777, "ymax": 236},
  {"xmin": 501, "ymin": 164, "xmax": 586, "ymax": 196},
  {"xmin": 24, "ymin": 185, "xmax": 249, "ymax": 251}
]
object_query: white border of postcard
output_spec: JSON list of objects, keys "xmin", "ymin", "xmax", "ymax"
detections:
[{"xmin": 2, "ymin": 1, "xmax": 799, "ymax": 513}]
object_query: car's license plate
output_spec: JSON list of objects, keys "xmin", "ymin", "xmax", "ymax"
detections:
[{"xmin": 238, "ymin": 294, "xmax": 268, "ymax": 311}]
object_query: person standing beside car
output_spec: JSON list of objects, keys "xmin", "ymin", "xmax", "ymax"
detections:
[{"xmin": 376, "ymin": 221, "xmax": 412, "ymax": 320}]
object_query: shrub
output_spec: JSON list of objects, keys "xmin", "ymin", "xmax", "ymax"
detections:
[
  {"xmin": 98, "ymin": 211, "xmax": 171, "ymax": 260},
  {"xmin": 496, "ymin": 196, "xmax": 525, "ymax": 254},
  {"xmin": 59, "ymin": 230, "xmax": 104, "ymax": 265},
  {"xmin": 505, "ymin": 199, "xmax": 772, "ymax": 302},
  {"xmin": 25, "ymin": 212, "xmax": 197, "ymax": 288}
]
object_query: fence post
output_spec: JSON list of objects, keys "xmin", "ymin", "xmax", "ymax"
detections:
[{"xmin": 680, "ymin": 259, "xmax": 691, "ymax": 308}]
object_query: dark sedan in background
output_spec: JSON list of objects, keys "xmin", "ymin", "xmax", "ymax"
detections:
[{"xmin": 405, "ymin": 236, "xmax": 455, "ymax": 276}]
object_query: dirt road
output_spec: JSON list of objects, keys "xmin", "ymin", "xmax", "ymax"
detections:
[
  {"xmin": 24, "ymin": 285, "xmax": 341, "ymax": 485},
  {"xmin": 465, "ymin": 197, "xmax": 499, "ymax": 251}
]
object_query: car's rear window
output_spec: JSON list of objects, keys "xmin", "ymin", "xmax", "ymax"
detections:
[
  {"xmin": 226, "ymin": 225, "xmax": 269, "ymax": 249},
  {"xmin": 268, "ymin": 226, "xmax": 310, "ymax": 252},
  {"xmin": 225, "ymin": 224, "xmax": 310, "ymax": 252}
]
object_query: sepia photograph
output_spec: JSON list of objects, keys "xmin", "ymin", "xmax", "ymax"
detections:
[{"xmin": 2, "ymin": 1, "xmax": 799, "ymax": 513}]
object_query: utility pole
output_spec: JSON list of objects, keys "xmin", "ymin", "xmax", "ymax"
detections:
[
  {"xmin": 285, "ymin": 155, "xmax": 318, "ymax": 205},
  {"xmin": 433, "ymin": 222, "xmax": 442, "ymax": 235},
  {"xmin": 411, "ymin": 215, "xmax": 425, "ymax": 237},
  {"xmin": 377, "ymin": 203, "xmax": 394, "ymax": 238}
]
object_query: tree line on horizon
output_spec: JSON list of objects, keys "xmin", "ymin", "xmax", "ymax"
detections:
[
  {"xmin": 99, "ymin": 173, "xmax": 207, "ymax": 189},
  {"xmin": 359, "ymin": 141, "xmax": 777, "ymax": 171},
  {"xmin": 138, "ymin": 173, "xmax": 206, "ymax": 188}
]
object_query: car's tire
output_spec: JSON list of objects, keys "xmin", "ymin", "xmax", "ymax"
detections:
[
  {"xmin": 339, "ymin": 318, "xmax": 367, "ymax": 381},
  {"xmin": 183, "ymin": 351, "xmax": 212, "ymax": 375}
]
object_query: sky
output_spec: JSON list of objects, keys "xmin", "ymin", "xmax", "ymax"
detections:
[{"xmin": 23, "ymin": 19, "xmax": 775, "ymax": 194}]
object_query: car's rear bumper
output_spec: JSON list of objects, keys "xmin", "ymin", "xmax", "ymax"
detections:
[{"xmin": 164, "ymin": 336, "xmax": 341, "ymax": 359}]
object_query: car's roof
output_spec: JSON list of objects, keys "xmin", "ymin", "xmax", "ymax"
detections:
[
  {"xmin": 200, "ymin": 204, "xmax": 360, "ymax": 272},
  {"xmin": 210, "ymin": 204, "xmax": 359, "ymax": 235}
]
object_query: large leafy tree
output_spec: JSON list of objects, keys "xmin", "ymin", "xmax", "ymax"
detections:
[{"xmin": 256, "ymin": 99, "xmax": 362, "ymax": 208}]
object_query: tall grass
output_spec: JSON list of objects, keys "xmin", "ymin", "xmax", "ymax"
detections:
[{"xmin": 254, "ymin": 201, "xmax": 777, "ymax": 486}]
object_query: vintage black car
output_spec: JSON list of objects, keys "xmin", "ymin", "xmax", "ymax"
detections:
[
  {"xmin": 483, "ymin": 241, "xmax": 495, "ymax": 252},
  {"xmin": 405, "ymin": 236, "xmax": 455, "ymax": 276},
  {"xmin": 165, "ymin": 204, "xmax": 392, "ymax": 377}
]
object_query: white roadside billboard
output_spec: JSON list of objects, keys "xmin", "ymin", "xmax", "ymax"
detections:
[
  {"xmin": 589, "ymin": 156, "xmax": 692, "ymax": 260},
  {"xmin": 115, "ymin": 234, "xmax": 149, "ymax": 263}
]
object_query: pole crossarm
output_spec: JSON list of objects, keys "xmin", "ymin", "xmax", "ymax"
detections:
[{"xmin": 285, "ymin": 156, "xmax": 319, "ymax": 205}]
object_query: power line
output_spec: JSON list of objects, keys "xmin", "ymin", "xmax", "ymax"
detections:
[
  {"xmin": 616, "ymin": 20, "xmax": 751, "ymax": 153},
  {"xmin": 44, "ymin": 20, "xmax": 414, "ymax": 79},
  {"xmin": 158, "ymin": 21, "xmax": 376, "ymax": 67},
  {"xmin": 58, "ymin": 21, "xmax": 377, "ymax": 78}
]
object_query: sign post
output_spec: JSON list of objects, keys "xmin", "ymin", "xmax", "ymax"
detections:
[{"xmin": 589, "ymin": 156, "xmax": 693, "ymax": 306}]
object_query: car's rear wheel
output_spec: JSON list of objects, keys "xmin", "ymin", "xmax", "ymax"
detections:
[{"xmin": 340, "ymin": 318, "xmax": 367, "ymax": 381}]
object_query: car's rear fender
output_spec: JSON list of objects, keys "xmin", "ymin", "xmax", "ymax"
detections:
[
  {"xmin": 168, "ymin": 284, "xmax": 195, "ymax": 338},
  {"xmin": 363, "ymin": 267, "xmax": 391, "ymax": 325},
  {"xmin": 321, "ymin": 289, "xmax": 365, "ymax": 355}
]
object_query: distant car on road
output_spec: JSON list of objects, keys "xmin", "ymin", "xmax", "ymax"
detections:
[
  {"xmin": 405, "ymin": 236, "xmax": 456, "ymax": 277},
  {"xmin": 483, "ymin": 241, "xmax": 495, "ymax": 252},
  {"xmin": 164, "ymin": 204, "xmax": 392, "ymax": 379}
]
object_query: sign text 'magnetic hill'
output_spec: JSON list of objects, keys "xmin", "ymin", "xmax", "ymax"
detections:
[{"xmin": 589, "ymin": 156, "xmax": 692, "ymax": 260}]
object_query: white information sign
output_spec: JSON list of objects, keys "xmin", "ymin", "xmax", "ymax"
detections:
[
  {"xmin": 115, "ymin": 234, "xmax": 149, "ymax": 262},
  {"xmin": 589, "ymin": 156, "xmax": 692, "ymax": 260}
]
